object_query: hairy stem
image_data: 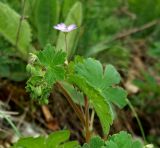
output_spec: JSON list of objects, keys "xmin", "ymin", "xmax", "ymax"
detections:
[
  {"xmin": 84, "ymin": 95, "xmax": 91, "ymax": 143},
  {"xmin": 56, "ymin": 82, "xmax": 85, "ymax": 126},
  {"xmin": 89, "ymin": 109, "xmax": 95, "ymax": 132}
]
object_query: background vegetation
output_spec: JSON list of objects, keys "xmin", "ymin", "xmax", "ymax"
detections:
[{"xmin": 0, "ymin": 0, "xmax": 160, "ymax": 147}]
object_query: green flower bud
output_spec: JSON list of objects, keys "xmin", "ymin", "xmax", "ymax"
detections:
[
  {"xmin": 34, "ymin": 86, "xmax": 42, "ymax": 96},
  {"xmin": 28, "ymin": 53, "xmax": 38, "ymax": 64}
]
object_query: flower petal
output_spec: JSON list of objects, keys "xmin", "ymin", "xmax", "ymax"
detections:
[
  {"xmin": 67, "ymin": 24, "xmax": 77, "ymax": 31},
  {"xmin": 53, "ymin": 23, "xmax": 77, "ymax": 32},
  {"xmin": 54, "ymin": 26, "xmax": 60, "ymax": 30},
  {"xmin": 54, "ymin": 23, "xmax": 67, "ymax": 31},
  {"xmin": 57, "ymin": 23, "xmax": 66, "ymax": 28}
]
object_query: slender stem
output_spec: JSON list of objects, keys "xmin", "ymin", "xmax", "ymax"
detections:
[
  {"xmin": 126, "ymin": 99, "xmax": 147, "ymax": 144},
  {"xmin": 78, "ymin": 97, "xmax": 85, "ymax": 119},
  {"xmin": 64, "ymin": 33, "xmax": 69, "ymax": 64},
  {"xmin": 64, "ymin": 33, "xmax": 68, "ymax": 52},
  {"xmin": 84, "ymin": 95, "xmax": 91, "ymax": 143},
  {"xmin": 56, "ymin": 82, "xmax": 85, "ymax": 126},
  {"xmin": 89, "ymin": 109, "xmax": 95, "ymax": 132}
]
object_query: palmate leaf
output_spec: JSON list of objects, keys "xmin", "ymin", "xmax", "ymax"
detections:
[
  {"xmin": 68, "ymin": 57, "xmax": 127, "ymax": 134},
  {"xmin": 26, "ymin": 44, "xmax": 66, "ymax": 103},
  {"xmin": 104, "ymin": 87, "xmax": 127, "ymax": 108},
  {"xmin": 69, "ymin": 75, "xmax": 113, "ymax": 134},
  {"xmin": 105, "ymin": 131, "xmax": 143, "ymax": 148},
  {"xmin": 12, "ymin": 130, "xmax": 79, "ymax": 148},
  {"xmin": 87, "ymin": 136, "xmax": 104, "ymax": 148},
  {"xmin": 72, "ymin": 58, "xmax": 127, "ymax": 108},
  {"xmin": 37, "ymin": 44, "xmax": 66, "ymax": 85},
  {"xmin": 0, "ymin": 2, "xmax": 31, "ymax": 59},
  {"xmin": 80, "ymin": 136, "xmax": 104, "ymax": 148},
  {"xmin": 80, "ymin": 131, "xmax": 143, "ymax": 148}
]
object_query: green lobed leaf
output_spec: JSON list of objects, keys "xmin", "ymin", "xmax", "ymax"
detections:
[
  {"xmin": 68, "ymin": 59, "xmax": 110, "ymax": 134},
  {"xmin": 0, "ymin": 2, "xmax": 32, "ymax": 59},
  {"xmin": 103, "ymin": 87, "xmax": 127, "ymax": 108},
  {"xmin": 35, "ymin": 0, "xmax": 59, "ymax": 47},
  {"xmin": 56, "ymin": 1, "xmax": 83, "ymax": 57},
  {"xmin": 70, "ymin": 75, "xmax": 113, "ymax": 134},
  {"xmin": 103, "ymin": 64, "xmax": 121, "ymax": 87},
  {"xmin": 80, "ymin": 131, "xmax": 143, "ymax": 148},
  {"xmin": 72, "ymin": 58, "xmax": 127, "ymax": 108},
  {"xmin": 105, "ymin": 131, "xmax": 143, "ymax": 148},
  {"xmin": 26, "ymin": 44, "xmax": 66, "ymax": 104},
  {"xmin": 68, "ymin": 57, "xmax": 127, "ymax": 134},
  {"xmin": 81, "ymin": 136, "xmax": 105, "ymax": 148},
  {"xmin": 12, "ymin": 130, "xmax": 79, "ymax": 148},
  {"xmin": 37, "ymin": 45, "xmax": 66, "ymax": 66},
  {"xmin": 89, "ymin": 136, "xmax": 105, "ymax": 148},
  {"xmin": 37, "ymin": 44, "xmax": 66, "ymax": 85}
]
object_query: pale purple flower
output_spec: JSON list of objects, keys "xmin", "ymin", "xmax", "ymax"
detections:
[{"xmin": 53, "ymin": 23, "xmax": 77, "ymax": 32}]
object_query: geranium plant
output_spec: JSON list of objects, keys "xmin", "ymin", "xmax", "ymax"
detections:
[{"xmin": 13, "ymin": 23, "xmax": 144, "ymax": 148}]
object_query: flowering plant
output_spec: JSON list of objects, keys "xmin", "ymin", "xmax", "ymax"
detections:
[{"xmin": 13, "ymin": 23, "xmax": 145, "ymax": 148}]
